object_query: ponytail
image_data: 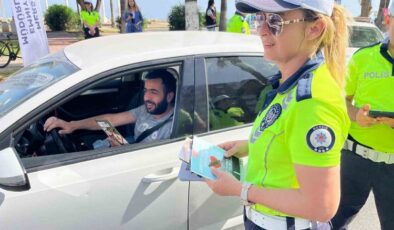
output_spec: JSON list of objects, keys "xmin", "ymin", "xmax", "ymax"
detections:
[{"xmin": 306, "ymin": 4, "xmax": 350, "ymax": 88}]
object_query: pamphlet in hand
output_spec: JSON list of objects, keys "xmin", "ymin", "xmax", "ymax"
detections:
[
  {"xmin": 96, "ymin": 120, "xmax": 128, "ymax": 145},
  {"xmin": 177, "ymin": 136, "xmax": 247, "ymax": 181}
]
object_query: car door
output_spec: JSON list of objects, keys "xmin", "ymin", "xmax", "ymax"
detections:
[
  {"xmin": 0, "ymin": 60, "xmax": 194, "ymax": 230},
  {"xmin": 188, "ymin": 55, "xmax": 278, "ymax": 230}
]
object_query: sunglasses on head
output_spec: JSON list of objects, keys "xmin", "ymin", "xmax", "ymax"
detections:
[{"xmin": 256, "ymin": 12, "xmax": 318, "ymax": 36}]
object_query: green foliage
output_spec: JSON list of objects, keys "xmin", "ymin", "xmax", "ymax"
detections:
[
  {"xmin": 45, "ymin": 4, "xmax": 78, "ymax": 31},
  {"xmin": 67, "ymin": 11, "xmax": 82, "ymax": 31},
  {"xmin": 116, "ymin": 16, "xmax": 122, "ymax": 32},
  {"xmin": 168, "ymin": 4, "xmax": 185, "ymax": 31},
  {"xmin": 143, "ymin": 18, "xmax": 148, "ymax": 30},
  {"xmin": 199, "ymin": 11, "xmax": 205, "ymax": 28}
]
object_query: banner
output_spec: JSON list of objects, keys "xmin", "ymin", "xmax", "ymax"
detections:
[{"xmin": 10, "ymin": 0, "xmax": 49, "ymax": 66}]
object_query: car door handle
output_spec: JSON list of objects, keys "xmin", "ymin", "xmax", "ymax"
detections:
[{"xmin": 142, "ymin": 167, "xmax": 180, "ymax": 183}]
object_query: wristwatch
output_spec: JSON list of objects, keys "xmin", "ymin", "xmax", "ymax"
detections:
[{"xmin": 240, "ymin": 182, "xmax": 253, "ymax": 206}]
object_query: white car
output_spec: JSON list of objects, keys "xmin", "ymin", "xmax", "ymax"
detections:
[
  {"xmin": 0, "ymin": 32, "xmax": 278, "ymax": 229},
  {"xmin": 347, "ymin": 21, "xmax": 384, "ymax": 60}
]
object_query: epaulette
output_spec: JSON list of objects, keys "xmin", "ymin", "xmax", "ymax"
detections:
[{"xmin": 296, "ymin": 72, "xmax": 313, "ymax": 102}]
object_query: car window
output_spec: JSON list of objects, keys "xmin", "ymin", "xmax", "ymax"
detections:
[
  {"xmin": 15, "ymin": 64, "xmax": 183, "ymax": 166},
  {"xmin": 205, "ymin": 56, "xmax": 277, "ymax": 131},
  {"xmin": 0, "ymin": 51, "xmax": 78, "ymax": 118},
  {"xmin": 349, "ymin": 25, "xmax": 384, "ymax": 48}
]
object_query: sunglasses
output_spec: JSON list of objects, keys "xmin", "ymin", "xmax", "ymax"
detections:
[{"xmin": 256, "ymin": 12, "xmax": 318, "ymax": 36}]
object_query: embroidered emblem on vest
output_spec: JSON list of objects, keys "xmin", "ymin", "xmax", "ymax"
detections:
[
  {"xmin": 260, "ymin": 103, "xmax": 282, "ymax": 131},
  {"xmin": 306, "ymin": 125, "xmax": 335, "ymax": 153}
]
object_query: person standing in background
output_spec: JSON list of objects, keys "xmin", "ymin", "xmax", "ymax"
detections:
[
  {"xmin": 81, "ymin": 0, "xmax": 100, "ymax": 39},
  {"xmin": 227, "ymin": 10, "xmax": 251, "ymax": 34},
  {"xmin": 331, "ymin": 1, "xmax": 394, "ymax": 229},
  {"xmin": 205, "ymin": 0, "xmax": 217, "ymax": 31},
  {"xmin": 124, "ymin": 0, "xmax": 144, "ymax": 33}
]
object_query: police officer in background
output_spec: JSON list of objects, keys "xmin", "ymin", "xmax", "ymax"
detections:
[
  {"xmin": 206, "ymin": 0, "xmax": 350, "ymax": 229},
  {"xmin": 227, "ymin": 10, "xmax": 251, "ymax": 34},
  {"xmin": 331, "ymin": 1, "xmax": 394, "ymax": 230}
]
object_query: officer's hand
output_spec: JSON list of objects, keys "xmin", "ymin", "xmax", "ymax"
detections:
[
  {"xmin": 43, "ymin": 116, "xmax": 73, "ymax": 134},
  {"xmin": 356, "ymin": 104, "xmax": 377, "ymax": 127},
  {"xmin": 376, "ymin": 117, "xmax": 394, "ymax": 128},
  {"xmin": 205, "ymin": 167, "xmax": 242, "ymax": 196},
  {"xmin": 218, "ymin": 140, "xmax": 248, "ymax": 158}
]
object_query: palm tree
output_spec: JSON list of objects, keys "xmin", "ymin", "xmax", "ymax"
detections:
[
  {"xmin": 76, "ymin": 0, "xmax": 102, "ymax": 12},
  {"xmin": 219, "ymin": 0, "xmax": 227, "ymax": 31},
  {"xmin": 110, "ymin": 0, "xmax": 115, "ymax": 28},
  {"xmin": 360, "ymin": 0, "xmax": 372, "ymax": 17},
  {"xmin": 120, "ymin": 0, "xmax": 126, "ymax": 33},
  {"xmin": 185, "ymin": 0, "xmax": 199, "ymax": 30},
  {"xmin": 375, "ymin": 0, "xmax": 389, "ymax": 31}
]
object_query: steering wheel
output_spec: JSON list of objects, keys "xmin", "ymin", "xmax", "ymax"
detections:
[{"xmin": 45, "ymin": 128, "xmax": 77, "ymax": 154}]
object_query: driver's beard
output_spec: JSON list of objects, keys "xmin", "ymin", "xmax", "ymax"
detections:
[{"xmin": 145, "ymin": 98, "xmax": 168, "ymax": 115}]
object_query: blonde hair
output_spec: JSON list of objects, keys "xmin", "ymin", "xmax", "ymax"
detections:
[{"xmin": 306, "ymin": 4, "xmax": 349, "ymax": 88}]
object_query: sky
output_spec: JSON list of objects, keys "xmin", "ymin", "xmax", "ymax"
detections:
[{"xmin": 0, "ymin": 0, "xmax": 384, "ymax": 21}]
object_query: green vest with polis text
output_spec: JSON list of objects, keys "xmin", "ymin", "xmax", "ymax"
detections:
[
  {"xmin": 345, "ymin": 38, "xmax": 394, "ymax": 153},
  {"xmin": 246, "ymin": 53, "xmax": 350, "ymax": 217}
]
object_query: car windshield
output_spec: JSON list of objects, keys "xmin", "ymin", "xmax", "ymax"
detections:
[
  {"xmin": 0, "ymin": 52, "xmax": 78, "ymax": 117},
  {"xmin": 349, "ymin": 26, "xmax": 384, "ymax": 48}
]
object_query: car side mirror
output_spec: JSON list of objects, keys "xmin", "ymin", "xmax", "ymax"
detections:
[{"xmin": 0, "ymin": 147, "xmax": 30, "ymax": 191}]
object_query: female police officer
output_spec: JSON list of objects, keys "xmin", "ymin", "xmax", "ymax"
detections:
[{"xmin": 205, "ymin": 0, "xmax": 350, "ymax": 229}]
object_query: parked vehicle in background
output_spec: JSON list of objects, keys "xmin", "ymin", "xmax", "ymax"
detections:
[
  {"xmin": 347, "ymin": 21, "xmax": 384, "ymax": 60},
  {"xmin": 0, "ymin": 31, "xmax": 278, "ymax": 229}
]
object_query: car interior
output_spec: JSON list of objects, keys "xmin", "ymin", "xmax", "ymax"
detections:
[{"xmin": 14, "ymin": 66, "xmax": 182, "ymax": 158}]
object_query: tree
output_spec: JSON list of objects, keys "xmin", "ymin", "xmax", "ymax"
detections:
[
  {"xmin": 374, "ymin": 0, "xmax": 389, "ymax": 31},
  {"xmin": 168, "ymin": 4, "xmax": 185, "ymax": 30},
  {"xmin": 360, "ymin": 0, "xmax": 372, "ymax": 17},
  {"xmin": 185, "ymin": 0, "xmax": 199, "ymax": 30},
  {"xmin": 219, "ymin": 0, "xmax": 227, "ymax": 31},
  {"xmin": 76, "ymin": 0, "xmax": 102, "ymax": 12},
  {"xmin": 109, "ymin": 0, "xmax": 115, "ymax": 27},
  {"xmin": 120, "ymin": 0, "xmax": 126, "ymax": 33}
]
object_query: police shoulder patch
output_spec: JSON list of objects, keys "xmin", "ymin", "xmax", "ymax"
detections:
[
  {"xmin": 260, "ymin": 103, "xmax": 282, "ymax": 131},
  {"xmin": 306, "ymin": 125, "xmax": 335, "ymax": 153}
]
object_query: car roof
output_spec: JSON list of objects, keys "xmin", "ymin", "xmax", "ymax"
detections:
[
  {"xmin": 348, "ymin": 21, "xmax": 379, "ymax": 28},
  {"xmin": 64, "ymin": 31, "xmax": 263, "ymax": 69}
]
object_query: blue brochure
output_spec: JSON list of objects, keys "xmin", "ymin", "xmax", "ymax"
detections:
[
  {"xmin": 178, "ymin": 137, "xmax": 246, "ymax": 181},
  {"xmin": 190, "ymin": 137, "xmax": 226, "ymax": 180}
]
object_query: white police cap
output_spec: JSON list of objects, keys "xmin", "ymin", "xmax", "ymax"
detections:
[{"xmin": 236, "ymin": 0, "xmax": 334, "ymax": 16}]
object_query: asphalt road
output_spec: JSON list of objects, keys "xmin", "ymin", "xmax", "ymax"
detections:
[{"xmin": 349, "ymin": 193, "xmax": 380, "ymax": 230}]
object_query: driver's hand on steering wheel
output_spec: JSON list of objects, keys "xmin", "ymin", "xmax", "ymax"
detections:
[{"xmin": 44, "ymin": 116, "xmax": 73, "ymax": 134}]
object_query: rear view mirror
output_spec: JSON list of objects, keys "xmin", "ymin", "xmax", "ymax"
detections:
[{"xmin": 0, "ymin": 147, "xmax": 30, "ymax": 191}]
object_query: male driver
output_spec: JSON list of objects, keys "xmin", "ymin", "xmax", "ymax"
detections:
[{"xmin": 44, "ymin": 69, "xmax": 176, "ymax": 145}]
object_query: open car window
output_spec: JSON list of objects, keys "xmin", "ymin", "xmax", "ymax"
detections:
[{"xmin": 15, "ymin": 64, "xmax": 183, "ymax": 169}]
